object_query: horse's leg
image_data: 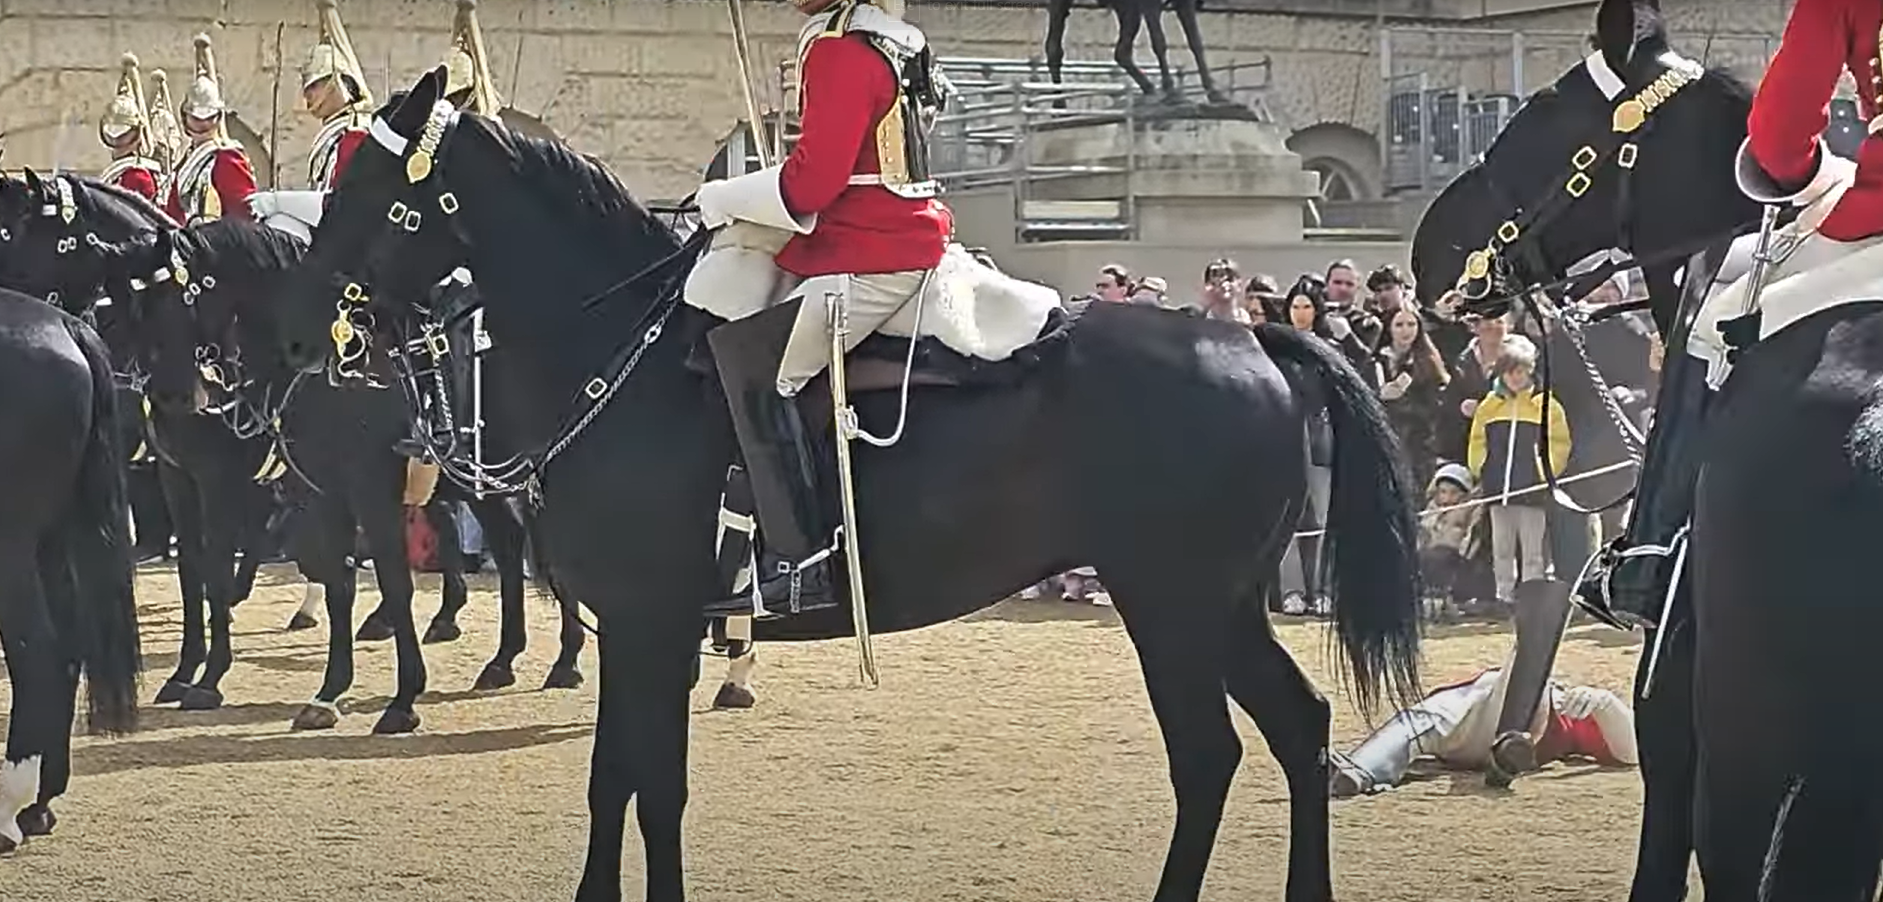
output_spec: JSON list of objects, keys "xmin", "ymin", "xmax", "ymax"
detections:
[
  {"xmin": 712, "ymin": 615, "xmax": 757, "ymax": 709},
  {"xmin": 1221, "ymin": 589, "xmax": 1333, "ymax": 902},
  {"xmin": 1106, "ymin": 572, "xmax": 1243, "ymax": 902},
  {"xmin": 286, "ymin": 580, "xmax": 324, "ymax": 631},
  {"xmin": 180, "ymin": 471, "xmax": 246, "ymax": 710},
  {"xmin": 423, "ymin": 499, "xmax": 468, "ymax": 644},
  {"xmin": 1140, "ymin": 0, "xmax": 1180, "ymax": 99},
  {"xmin": 1111, "ymin": 4, "xmax": 1158, "ymax": 97},
  {"xmin": 548, "ymin": 601, "xmax": 587, "ymax": 691},
  {"xmin": 575, "ymin": 614, "xmax": 698, "ymax": 902},
  {"xmin": 359, "ymin": 484, "xmax": 426, "ymax": 734},
  {"xmin": 471, "ymin": 498, "xmax": 524, "ymax": 691},
  {"xmin": 1627, "ymin": 610, "xmax": 1697, "ymax": 902},
  {"xmin": 154, "ymin": 463, "xmax": 205, "ymax": 703},
  {"xmin": 15, "ymin": 538, "xmax": 79, "ymax": 841},
  {"xmin": 1171, "ymin": 0, "xmax": 1227, "ymax": 103},
  {"xmin": 0, "ymin": 546, "xmax": 54, "ymax": 853},
  {"xmin": 291, "ymin": 496, "xmax": 359, "ymax": 731}
]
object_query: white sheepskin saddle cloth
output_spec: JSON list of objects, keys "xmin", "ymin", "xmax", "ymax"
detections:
[{"xmin": 247, "ymin": 190, "xmax": 325, "ymax": 244}]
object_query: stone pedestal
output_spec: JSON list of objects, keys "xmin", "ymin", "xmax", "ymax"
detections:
[{"xmin": 1027, "ymin": 107, "xmax": 1320, "ymax": 246}]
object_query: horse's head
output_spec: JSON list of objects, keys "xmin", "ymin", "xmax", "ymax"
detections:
[
  {"xmin": 280, "ymin": 68, "xmax": 469, "ymax": 371},
  {"xmin": 1410, "ymin": 0, "xmax": 1758, "ymax": 321},
  {"xmin": 0, "ymin": 169, "xmax": 170, "ymax": 314}
]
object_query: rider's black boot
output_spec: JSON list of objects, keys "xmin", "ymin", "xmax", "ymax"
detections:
[
  {"xmin": 1582, "ymin": 332, "xmax": 1712, "ymax": 625},
  {"xmin": 709, "ymin": 306, "xmax": 837, "ymax": 616}
]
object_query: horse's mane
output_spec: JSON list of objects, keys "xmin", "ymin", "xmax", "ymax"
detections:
[
  {"xmin": 69, "ymin": 175, "xmax": 173, "ymax": 230},
  {"xmin": 463, "ymin": 114, "xmax": 680, "ymax": 257},
  {"xmin": 178, "ymin": 219, "xmax": 307, "ymax": 276}
]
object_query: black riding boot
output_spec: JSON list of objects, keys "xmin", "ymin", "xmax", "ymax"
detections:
[
  {"xmin": 708, "ymin": 304, "xmax": 837, "ymax": 615},
  {"xmin": 1600, "ymin": 352, "xmax": 1711, "ymax": 623}
]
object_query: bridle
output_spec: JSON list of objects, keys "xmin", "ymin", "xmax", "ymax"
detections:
[
  {"xmin": 1455, "ymin": 49, "xmax": 1708, "ymax": 310},
  {"xmin": 325, "ymin": 101, "xmax": 704, "ymax": 503}
]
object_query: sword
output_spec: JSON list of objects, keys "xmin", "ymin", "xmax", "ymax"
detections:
[
  {"xmin": 827, "ymin": 287, "xmax": 880, "ymax": 688},
  {"xmin": 725, "ymin": 0, "xmax": 774, "ymax": 169},
  {"xmin": 1706, "ymin": 202, "xmax": 1780, "ymax": 390}
]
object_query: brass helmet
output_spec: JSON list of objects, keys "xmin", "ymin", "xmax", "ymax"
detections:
[
  {"xmin": 182, "ymin": 33, "xmax": 228, "ymax": 121},
  {"xmin": 441, "ymin": 0, "xmax": 503, "ymax": 115},
  {"xmin": 300, "ymin": 0, "xmax": 372, "ymax": 105},
  {"xmin": 147, "ymin": 68, "xmax": 185, "ymax": 165},
  {"xmin": 99, "ymin": 53, "xmax": 150, "ymax": 148}
]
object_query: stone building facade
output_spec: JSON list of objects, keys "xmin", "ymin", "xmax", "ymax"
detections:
[{"xmin": 0, "ymin": 0, "xmax": 1797, "ymax": 201}]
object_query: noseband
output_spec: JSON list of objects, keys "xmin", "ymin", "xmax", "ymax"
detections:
[{"xmin": 1456, "ymin": 50, "xmax": 1706, "ymax": 308}]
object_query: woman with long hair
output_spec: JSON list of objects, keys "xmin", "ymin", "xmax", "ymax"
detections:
[{"xmin": 1375, "ymin": 307, "xmax": 1451, "ymax": 489}]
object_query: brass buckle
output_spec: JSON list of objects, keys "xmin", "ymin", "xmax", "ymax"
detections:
[
  {"xmin": 1495, "ymin": 221, "xmax": 1520, "ymax": 244},
  {"xmin": 1571, "ymin": 145, "xmax": 1598, "ymax": 170},
  {"xmin": 1617, "ymin": 143, "xmax": 1639, "ymax": 169},
  {"xmin": 584, "ymin": 378, "xmax": 608, "ymax": 400},
  {"xmin": 438, "ymin": 192, "xmax": 460, "ymax": 215},
  {"xmin": 343, "ymin": 282, "xmax": 368, "ymax": 304},
  {"xmin": 1566, "ymin": 172, "xmax": 1592, "ymax": 197},
  {"xmin": 425, "ymin": 330, "xmax": 450, "ymax": 359}
]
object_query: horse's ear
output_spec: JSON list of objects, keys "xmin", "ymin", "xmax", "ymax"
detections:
[
  {"xmin": 1595, "ymin": 0, "xmax": 1638, "ymax": 75},
  {"xmin": 386, "ymin": 66, "xmax": 447, "ymax": 139},
  {"xmin": 21, "ymin": 167, "xmax": 42, "ymax": 196}
]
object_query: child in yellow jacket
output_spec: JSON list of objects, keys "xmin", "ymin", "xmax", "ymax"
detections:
[{"xmin": 1466, "ymin": 334, "xmax": 1571, "ymax": 605}]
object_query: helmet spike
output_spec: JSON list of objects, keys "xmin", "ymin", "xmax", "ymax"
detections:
[
  {"xmin": 443, "ymin": 0, "xmax": 504, "ymax": 115},
  {"xmin": 99, "ymin": 51, "xmax": 151, "ymax": 150}
]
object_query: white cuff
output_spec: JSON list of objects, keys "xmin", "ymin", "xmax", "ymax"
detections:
[
  {"xmin": 696, "ymin": 165, "xmax": 816, "ymax": 235},
  {"xmin": 1736, "ymin": 136, "xmax": 1855, "ymax": 206}
]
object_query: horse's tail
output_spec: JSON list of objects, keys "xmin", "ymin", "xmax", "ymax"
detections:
[
  {"xmin": 1253, "ymin": 322, "xmax": 1422, "ymax": 716},
  {"xmin": 63, "ymin": 317, "xmax": 142, "ymax": 735}
]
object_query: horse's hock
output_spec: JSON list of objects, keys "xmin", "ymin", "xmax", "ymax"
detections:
[{"xmin": 1028, "ymin": 110, "xmax": 1320, "ymax": 246}]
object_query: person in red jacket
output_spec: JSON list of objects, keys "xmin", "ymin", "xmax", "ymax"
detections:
[
  {"xmin": 1600, "ymin": 0, "xmax": 1877, "ymax": 619},
  {"xmin": 688, "ymin": 0, "xmax": 956, "ymax": 614},
  {"xmin": 163, "ymin": 34, "xmax": 257, "ymax": 225},
  {"xmin": 98, "ymin": 52, "xmax": 167, "ymax": 208},
  {"xmin": 299, "ymin": 0, "xmax": 372, "ymax": 192}
]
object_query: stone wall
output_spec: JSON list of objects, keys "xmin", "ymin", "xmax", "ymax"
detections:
[{"xmin": 0, "ymin": 0, "xmax": 1795, "ymax": 200}]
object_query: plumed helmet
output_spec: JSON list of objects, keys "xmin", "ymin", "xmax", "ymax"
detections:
[
  {"xmin": 147, "ymin": 68, "xmax": 184, "ymax": 166},
  {"xmin": 100, "ymin": 53, "xmax": 150, "ymax": 145},
  {"xmin": 183, "ymin": 33, "xmax": 227, "ymax": 120},
  {"xmin": 300, "ymin": 0, "xmax": 372, "ymax": 104},
  {"xmin": 441, "ymin": 0, "xmax": 504, "ymax": 115}
]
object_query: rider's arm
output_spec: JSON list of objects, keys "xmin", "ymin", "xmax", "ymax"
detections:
[
  {"xmin": 779, "ymin": 35, "xmax": 894, "ymax": 217},
  {"xmin": 331, "ymin": 128, "xmax": 367, "ymax": 188},
  {"xmin": 1742, "ymin": 0, "xmax": 1849, "ymax": 198}
]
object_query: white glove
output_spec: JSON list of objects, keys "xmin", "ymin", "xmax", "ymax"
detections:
[
  {"xmin": 1328, "ymin": 313, "xmax": 1353, "ymax": 341},
  {"xmin": 247, "ymin": 194, "xmax": 277, "ymax": 220},
  {"xmin": 695, "ymin": 179, "xmax": 735, "ymax": 230},
  {"xmin": 1380, "ymin": 381, "xmax": 1406, "ymax": 401}
]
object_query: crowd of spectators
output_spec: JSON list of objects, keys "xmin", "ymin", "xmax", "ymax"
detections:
[{"xmin": 1034, "ymin": 256, "xmax": 1659, "ymax": 622}]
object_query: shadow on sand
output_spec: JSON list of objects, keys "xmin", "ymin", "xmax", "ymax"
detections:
[{"xmin": 75, "ymin": 720, "xmax": 591, "ymax": 777}]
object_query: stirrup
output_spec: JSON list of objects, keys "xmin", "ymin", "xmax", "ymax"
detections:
[{"xmin": 764, "ymin": 527, "xmax": 843, "ymax": 616}]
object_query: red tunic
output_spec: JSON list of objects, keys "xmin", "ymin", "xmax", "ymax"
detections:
[
  {"xmin": 776, "ymin": 31, "xmax": 952, "ymax": 278},
  {"xmin": 165, "ymin": 146, "xmax": 258, "ymax": 224},
  {"xmin": 1746, "ymin": 0, "xmax": 1883, "ymax": 241},
  {"xmin": 111, "ymin": 166, "xmax": 161, "ymax": 204},
  {"xmin": 329, "ymin": 128, "xmax": 366, "ymax": 189}
]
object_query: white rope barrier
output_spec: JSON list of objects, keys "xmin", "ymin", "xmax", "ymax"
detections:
[{"xmin": 1291, "ymin": 458, "xmax": 1637, "ymax": 539}]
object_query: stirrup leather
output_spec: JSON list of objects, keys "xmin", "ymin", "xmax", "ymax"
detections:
[{"xmin": 763, "ymin": 526, "xmax": 843, "ymax": 617}]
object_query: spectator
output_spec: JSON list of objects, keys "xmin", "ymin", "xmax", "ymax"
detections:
[
  {"xmin": 1466, "ymin": 334, "xmax": 1571, "ymax": 609},
  {"xmin": 1438, "ymin": 309, "xmax": 1511, "ymax": 464},
  {"xmin": 1375, "ymin": 308, "xmax": 1451, "ymax": 489},
  {"xmin": 1277, "ymin": 274, "xmax": 1339, "ymax": 616},
  {"xmin": 1199, "ymin": 257, "xmax": 1251, "ymax": 324},
  {"xmin": 1424, "ymin": 287, "xmax": 1475, "ymax": 364},
  {"xmin": 1325, "ymin": 259, "xmax": 1361, "ymax": 309},
  {"xmin": 1094, "ymin": 263, "xmax": 1132, "ymax": 302},
  {"xmin": 1418, "ymin": 462, "xmax": 1487, "ymax": 620},
  {"xmin": 1288, "ymin": 273, "xmax": 1376, "ymax": 387},
  {"xmin": 1130, "ymin": 275, "xmax": 1169, "ymax": 306}
]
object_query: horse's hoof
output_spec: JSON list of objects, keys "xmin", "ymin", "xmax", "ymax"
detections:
[
  {"xmin": 17, "ymin": 804, "xmax": 55, "ymax": 838},
  {"xmin": 472, "ymin": 664, "xmax": 516, "ymax": 692},
  {"xmin": 712, "ymin": 681, "xmax": 756, "ymax": 710},
  {"xmin": 179, "ymin": 686, "xmax": 224, "ymax": 711},
  {"xmin": 354, "ymin": 616, "xmax": 395, "ymax": 642},
  {"xmin": 541, "ymin": 665, "xmax": 584, "ymax": 691},
  {"xmin": 284, "ymin": 611, "xmax": 319, "ymax": 631},
  {"xmin": 291, "ymin": 703, "xmax": 341, "ymax": 731},
  {"xmin": 0, "ymin": 833, "xmax": 16, "ymax": 854},
  {"xmin": 422, "ymin": 620, "xmax": 461, "ymax": 644},
  {"xmin": 372, "ymin": 708, "xmax": 421, "ymax": 735},
  {"xmin": 153, "ymin": 679, "xmax": 192, "ymax": 705}
]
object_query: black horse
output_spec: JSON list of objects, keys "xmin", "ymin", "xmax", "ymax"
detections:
[
  {"xmin": 93, "ymin": 220, "xmax": 586, "ymax": 731},
  {"xmin": 0, "ymin": 171, "xmax": 284, "ymax": 710},
  {"xmin": 0, "ymin": 286, "xmax": 141, "ymax": 853},
  {"xmin": 276, "ymin": 69, "xmax": 1421, "ymax": 901},
  {"xmin": 1409, "ymin": 1, "xmax": 1881, "ymax": 898}
]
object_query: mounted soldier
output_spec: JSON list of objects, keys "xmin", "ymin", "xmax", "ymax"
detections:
[
  {"xmin": 688, "ymin": 0, "xmax": 1057, "ymax": 614},
  {"xmin": 300, "ymin": 0, "xmax": 374, "ymax": 194},
  {"xmin": 1599, "ymin": 0, "xmax": 1880, "ymax": 618},
  {"xmin": 162, "ymin": 34, "xmax": 257, "ymax": 225},
  {"xmin": 97, "ymin": 53, "xmax": 167, "ymax": 209}
]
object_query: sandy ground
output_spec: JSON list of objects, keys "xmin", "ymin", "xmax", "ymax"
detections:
[{"xmin": 0, "ymin": 563, "xmax": 1672, "ymax": 902}]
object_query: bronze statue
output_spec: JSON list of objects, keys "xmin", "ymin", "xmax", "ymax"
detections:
[{"xmin": 1044, "ymin": 0, "xmax": 1230, "ymax": 106}]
